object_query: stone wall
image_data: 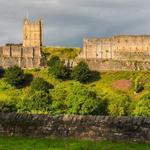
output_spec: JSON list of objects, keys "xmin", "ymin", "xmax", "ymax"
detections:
[
  {"xmin": 82, "ymin": 59, "xmax": 150, "ymax": 71},
  {"xmin": 0, "ymin": 45, "xmax": 42, "ymax": 68},
  {"xmin": 0, "ymin": 113, "xmax": 150, "ymax": 143},
  {"xmin": 78, "ymin": 35, "xmax": 150, "ymax": 71}
]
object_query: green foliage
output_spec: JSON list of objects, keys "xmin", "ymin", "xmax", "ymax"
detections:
[
  {"xmin": 108, "ymin": 92, "xmax": 131, "ymax": 116},
  {"xmin": 48, "ymin": 55, "xmax": 70, "ymax": 80},
  {"xmin": 30, "ymin": 77, "xmax": 54, "ymax": 93},
  {"xmin": 71, "ymin": 61, "xmax": 92, "ymax": 83},
  {"xmin": 51, "ymin": 82, "xmax": 107, "ymax": 115},
  {"xmin": 0, "ymin": 100, "xmax": 17, "ymax": 112},
  {"xmin": 17, "ymin": 90, "xmax": 51, "ymax": 114},
  {"xmin": 134, "ymin": 77, "xmax": 144, "ymax": 93},
  {"xmin": 4, "ymin": 66, "xmax": 25, "ymax": 88},
  {"xmin": 133, "ymin": 93, "xmax": 150, "ymax": 116}
]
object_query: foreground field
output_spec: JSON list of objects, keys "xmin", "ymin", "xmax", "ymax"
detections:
[{"xmin": 0, "ymin": 136, "xmax": 150, "ymax": 150}]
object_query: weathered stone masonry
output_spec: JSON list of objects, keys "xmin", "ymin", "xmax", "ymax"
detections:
[
  {"xmin": 0, "ymin": 18, "xmax": 43, "ymax": 69},
  {"xmin": 0, "ymin": 113, "xmax": 150, "ymax": 142},
  {"xmin": 78, "ymin": 35, "xmax": 150, "ymax": 71},
  {"xmin": 0, "ymin": 45, "xmax": 41, "ymax": 68}
]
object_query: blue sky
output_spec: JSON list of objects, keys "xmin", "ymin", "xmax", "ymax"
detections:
[{"xmin": 0, "ymin": 0, "xmax": 150, "ymax": 47}]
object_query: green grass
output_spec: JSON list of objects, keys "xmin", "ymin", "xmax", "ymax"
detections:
[
  {"xmin": 0, "ymin": 136, "xmax": 150, "ymax": 150},
  {"xmin": 89, "ymin": 71, "xmax": 150, "ymax": 101},
  {"xmin": 42, "ymin": 46, "xmax": 81, "ymax": 60}
]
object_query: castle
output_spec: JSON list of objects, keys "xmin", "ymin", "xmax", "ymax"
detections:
[
  {"xmin": 1, "ymin": 18, "xmax": 150, "ymax": 71},
  {"xmin": 0, "ymin": 18, "xmax": 42, "ymax": 68},
  {"xmin": 78, "ymin": 35, "xmax": 150, "ymax": 71}
]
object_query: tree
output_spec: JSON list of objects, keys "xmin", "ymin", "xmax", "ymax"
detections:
[
  {"xmin": 71, "ymin": 61, "xmax": 91, "ymax": 83},
  {"xmin": 48, "ymin": 55, "xmax": 70, "ymax": 80},
  {"xmin": 17, "ymin": 90, "xmax": 51, "ymax": 114},
  {"xmin": 132, "ymin": 93, "xmax": 150, "ymax": 116},
  {"xmin": 30, "ymin": 77, "xmax": 54, "ymax": 93},
  {"xmin": 51, "ymin": 82, "xmax": 107, "ymax": 115},
  {"xmin": 108, "ymin": 92, "xmax": 131, "ymax": 116},
  {"xmin": 4, "ymin": 66, "xmax": 25, "ymax": 88}
]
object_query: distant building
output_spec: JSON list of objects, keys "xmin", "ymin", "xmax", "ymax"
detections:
[
  {"xmin": 0, "ymin": 18, "xmax": 43, "ymax": 69},
  {"xmin": 78, "ymin": 35, "xmax": 150, "ymax": 71}
]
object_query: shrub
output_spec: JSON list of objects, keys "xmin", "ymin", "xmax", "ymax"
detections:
[
  {"xmin": 134, "ymin": 77, "xmax": 144, "ymax": 93},
  {"xmin": 17, "ymin": 90, "xmax": 51, "ymax": 114},
  {"xmin": 48, "ymin": 55, "xmax": 70, "ymax": 80},
  {"xmin": 51, "ymin": 82, "xmax": 107, "ymax": 115},
  {"xmin": 30, "ymin": 77, "xmax": 54, "ymax": 93},
  {"xmin": 0, "ymin": 100, "xmax": 17, "ymax": 112},
  {"xmin": 4, "ymin": 66, "xmax": 25, "ymax": 88},
  {"xmin": 108, "ymin": 92, "xmax": 131, "ymax": 116},
  {"xmin": 71, "ymin": 61, "xmax": 91, "ymax": 83},
  {"xmin": 132, "ymin": 93, "xmax": 150, "ymax": 116}
]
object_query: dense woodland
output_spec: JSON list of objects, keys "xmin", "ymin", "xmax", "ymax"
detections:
[{"xmin": 0, "ymin": 47, "xmax": 150, "ymax": 116}]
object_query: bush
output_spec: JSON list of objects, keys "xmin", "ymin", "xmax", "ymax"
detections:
[
  {"xmin": 0, "ymin": 100, "xmax": 17, "ymax": 112},
  {"xmin": 4, "ymin": 66, "xmax": 25, "ymax": 88},
  {"xmin": 108, "ymin": 92, "xmax": 131, "ymax": 116},
  {"xmin": 134, "ymin": 77, "xmax": 144, "ymax": 93},
  {"xmin": 17, "ymin": 90, "xmax": 51, "ymax": 114},
  {"xmin": 71, "ymin": 61, "xmax": 92, "ymax": 83},
  {"xmin": 30, "ymin": 77, "xmax": 54, "ymax": 93},
  {"xmin": 48, "ymin": 55, "xmax": 70, "ymax": 80},
  {"xmin": 132, "ymin": 93, "xmax": 150, "ymax": 116},
  {"xmin": 51, "ymin": 82, "xmax": 107, "ymax": 115}
]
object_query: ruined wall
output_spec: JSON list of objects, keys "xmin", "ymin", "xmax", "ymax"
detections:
[
  {"xmin": 0, "ymin": 45, "xmax": 42, "ymax": 68},
  {"xmin": 0, "ymin": 113, "xmax": 150, "ymax": 143},
  {"xmin": 78, "ymin": 35, "xmax": 150, "ymax": 71},
  {"xmin": 84, "ymin": 59, "xmax": 150, "ymax": 71}
]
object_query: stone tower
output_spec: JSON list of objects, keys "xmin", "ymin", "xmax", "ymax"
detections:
[{"xmin": 23, "ymin": 18, "xmax": 43, "ymax": 47}]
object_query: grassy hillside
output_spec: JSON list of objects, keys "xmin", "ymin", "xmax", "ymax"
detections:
[
  {"xmin": 90, "ymin": 71, "xmax": 150, "ymax": 101},
  {"xmin": 0, "ymin": 136, "xmax": 150, "ymax": 150},
  {"xmin": 0, "ymin": 69, "xmax": 150, "ymax": 104},
  {"xmin": 42, "ymin": 46, "xmax": 81, "ymax": 60}
]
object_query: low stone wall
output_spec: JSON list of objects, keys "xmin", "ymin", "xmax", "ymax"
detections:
[{"xmin": 0, "ymin": 113, "xmax": 150, "ymax": 142}]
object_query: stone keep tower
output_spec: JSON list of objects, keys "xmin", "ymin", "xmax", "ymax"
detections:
[{"xmin": 23, "ymin": 18, "xmax": 43, "ymax": 47}]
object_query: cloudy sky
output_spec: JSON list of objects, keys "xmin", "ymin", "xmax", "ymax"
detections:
[{"xmin": 0, "ymin": 0, "xmax": 150, "ymax": 47}]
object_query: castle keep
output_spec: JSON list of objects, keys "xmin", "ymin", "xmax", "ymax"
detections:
[
  {"xmin": 0, "ymin": 18, "xmax": 42, "ymax": 68},
  {"xmin": 78, "ymin": 35, "xmax": 150, "ymax": 71}
]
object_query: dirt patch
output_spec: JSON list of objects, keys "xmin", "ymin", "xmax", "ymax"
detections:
[{"xmin": 112, "ymin": 80, "xmax": 132, "ymax": 90}]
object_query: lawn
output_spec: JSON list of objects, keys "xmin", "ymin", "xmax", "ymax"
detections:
[{"xmin": 0, "ymin": 136, "xmax": 150, "ymax": 150}]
